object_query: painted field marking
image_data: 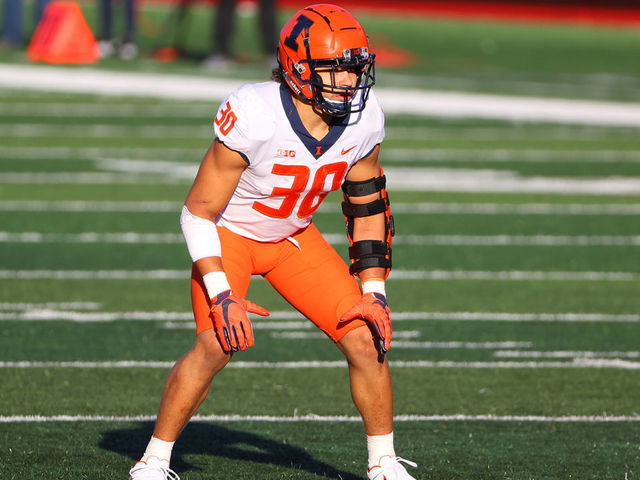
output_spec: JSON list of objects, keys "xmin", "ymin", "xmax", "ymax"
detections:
[
  {"xmin": 0, "ymin": 146, "xmax": 203, "ymax": 160},
  {"xmin": 389, "ymin": 270, "xmax": 639, "ymax": 281},
  {"xmin": 0, "ymin": 124, "xmax": 212, "ymax": 138},
  {"xmin": 382, "ymin": 148, "xmax": 640, "ymax": 164},
  {"xmin": 3, "ymin": 167, "xmax": 640, "ymax": 195},
  {"xmin": 0, "ymin": 269, "xmax": 191, "ymax": 279},
  {"xmin": 1, "ymin": 413, "xmax": 638, "ymax": 423},
  {"xmin": 0, "ymin": 269, "xmax": 637, "ymax": 282},
  {"xmin": 386, "ymin": 203, "xmax": 640, "ymax": 215},
  {"xmin": 169, "ymin": 321, "xmax": 315, "ymax": 331},
  {"xmin": 383, "ymin": 126, "xmax": 635, "ymax": 140},
  {"xmin": 0, "ymin": 201, "xmax": 184, "ymax": 212},
  {"xmin": 328, "ymin": 234, "xmax": 640, "ymax": 247},
  {"xmin": 0, "ymin": 302, "xmax": 100, "ymax": 310},
  {"xmin": 0, "ymin": 123, "xmax": 632, "ymax": 141},
  {"xmin": 0, "ymin": 102, "xmax": 213, "ymax": 117},
  {"xmin": 4, "ymin": 146, "xmax": 640, "ymax": 165},
  {"xmin": 494, "ymin": 350, "xmax": 640, "ymax": 359},
  {"xmin": 270, "ymin": 331, "xmax": 421, "ymax": 340},
  {"xmin": 0, "ymin": 309, "xmax": 638, "ymax": 323},
  {"xmin": 3, "ymin": 200, "xmax": 640, "ymax": 216},
  {"xmin": 3, "ymin": 231, "xmax": 640, "ymax": 246},
  {"xmin": 0, "ymin": 359, "xmax": 637, "ymax": 369},
  {"xmin": 393, "ymin": 341, "xmax": 532, "ymax": 349},
  {"xmin": 0, "ymin": 172, "xmax": 184, "ymax": 184},
  {"xmin": 388, "ymin": 312, "xmax": 640, "ymax": 323},
  {"xmin": 3, "ymin": 64, "xmax": 640, "ymax": 126}
]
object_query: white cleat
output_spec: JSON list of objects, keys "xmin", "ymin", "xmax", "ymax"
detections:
[
  {"xmin": 367, "ymin": 455, "xmax": 418, "ymax": 480},
  {"xmin": 129, "ymin": 456, "xmax": 180, "ymax": 480}
]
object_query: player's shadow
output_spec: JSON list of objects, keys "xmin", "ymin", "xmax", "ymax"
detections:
[{"xmin": 100, "ymin": 421, "xmax": 361, "ymax": 479}]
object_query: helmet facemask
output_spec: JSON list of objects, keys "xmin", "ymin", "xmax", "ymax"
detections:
[{"xmin": 304, "ymin": 48, "xmax": 376, "ymax": 117}]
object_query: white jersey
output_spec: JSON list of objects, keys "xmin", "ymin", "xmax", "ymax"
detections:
[{"xmin": 212, "ymin": 81, "xmax": 385, "ymax": 242}]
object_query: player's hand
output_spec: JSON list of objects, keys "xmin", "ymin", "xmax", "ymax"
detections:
[
  {"xmin": 210, "ymin": 290, "xmax": 270, "ymax": 353},
  {"xmin": 339, "ymin": 292, "xmax": 392, "ymax": 354}
]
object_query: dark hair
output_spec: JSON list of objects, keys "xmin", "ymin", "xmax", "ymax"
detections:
[{"xmin": 271, "ymin": 67, "xmax": 283, "ymax": 84}]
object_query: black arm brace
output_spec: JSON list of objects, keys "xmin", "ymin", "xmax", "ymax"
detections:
[{"xmin": 341, "ymin": 173, "xmax": 395, "ymax": 277}]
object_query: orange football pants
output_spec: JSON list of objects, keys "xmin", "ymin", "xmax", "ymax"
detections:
[{"xmin": 191, "ymin": 223, "xmax": 366, "ymax": 342}]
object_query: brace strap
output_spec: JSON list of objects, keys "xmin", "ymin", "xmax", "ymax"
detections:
[{"xmin": 348, "ymin": 240, "xmax": 392, "ymax": 275}]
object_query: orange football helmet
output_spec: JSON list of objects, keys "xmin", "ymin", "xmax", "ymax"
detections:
[{"xmin": 278, "ymin": 4, "xmax": 376, "ymax": 116}]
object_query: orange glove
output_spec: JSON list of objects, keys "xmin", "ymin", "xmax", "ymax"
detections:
[
  {"xmin": 210, "ymin": 290, "xmax": 269, "ymax": 353},
  {"xmin": 339, "ymin": 292, "xmax": 391, "ymax": 354}
]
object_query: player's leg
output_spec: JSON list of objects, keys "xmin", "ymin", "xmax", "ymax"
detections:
[
  {"xmin": 130, "ymin": 228, "xmax": 254, "ymax": 479},
  {"xmin": 336, "ymin": 328, "xmax": 393, "ymax": 434},
  {"xmin": 266, "ymin": 225, "xmax": 391, "ymax": 432},
  {"xmin": 264, "ymin": 224, "xmax": 416, "ymax": 479}
]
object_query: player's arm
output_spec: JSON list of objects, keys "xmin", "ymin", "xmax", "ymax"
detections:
[
  {"xmin": 181, "ymin": 140, "xmax": 269, "ymax": 352},
  {"xmin": 339, "ymin": 145, "xmax": 395, "ymax": 354}
]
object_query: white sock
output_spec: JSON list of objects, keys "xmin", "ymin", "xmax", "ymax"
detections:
[
  {"xmin": 141, "ymin": 436, "xmax": 175, "ymax": 465},
  {"xmin": 367, "ymin": 432, "xmax": 395, "ymax": 466}
]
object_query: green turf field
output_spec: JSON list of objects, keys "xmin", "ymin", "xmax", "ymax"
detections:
[{"xmin": 1, "ymin": 3, "xmax": 639, "ymax": 479}]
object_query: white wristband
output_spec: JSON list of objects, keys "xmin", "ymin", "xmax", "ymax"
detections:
[
  {"xmin": 202, "ymin": 271, "xmax": 231, "ymax": 298},
  {"xmin": 362, "ymin": 280, "xmax": 386, "ymax": 296},
  {"xmin": 180, "ymin": 205, "xmax": 222, "ymax": 262}
]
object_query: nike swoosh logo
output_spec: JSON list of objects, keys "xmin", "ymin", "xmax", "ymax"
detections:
[{"xmin": 341, "ymin": 145, "xmax": 357, "ymax": 155}]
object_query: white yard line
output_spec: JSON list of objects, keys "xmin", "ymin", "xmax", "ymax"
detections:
[
  {"xmin": 0, "ymin": 359, "xmax": 638, "ymax": 369},
  {"xmin": 270, "ymin": 331, "xmax": 421, "ymax": 340},
  {"xmin": 386, "ymin": 203, "xmax": 640, "ymax": 215},
  {"xmin": 0, "ymin": 302, "xmax": 100, "ymax": 310},
  {"xmin": 4, "ymin": 154, "xmax": 640, "ymax": 194},
  {"xmin": 383, "ymin": 168, "xmax": 640, "ymax": 195},
  {"xmin": 3, "ymin": 231, "xmax": 640, "ymax": 246},
  {"xmin": 0, "ymin": 201, "xmax": 183, "ymax": 212},
  {"xmin": 392, "ymin": 341, "xmax": 532, "ymax": 349},
  {"xmin": 0, "ymin": 172, "xmax": 184, "ymax": 184},
  {"xmin": 390, "ymin": 270, "xmax": 639, "ymax": 281},
  {"xmin": 3, "ymin": 167, "xmax": 640, "ymax": 195},
  {"xmin": 2, "ymin": 64, "xmax": 640, "ymax": 126},
  {"xmin": 382, "ymin": 148, "xmax": 640, "ymax": 164},
  {"xmin": 0, "ymin": 146, "xmax": 203, "ymax": 159},
  {"xmin": 0, "ymin": 269, "xmax": 191, "ymax": 279},
  {"xmin": 0, "ymin": 309, "xmax": 637, "ymax": 323},
  {"xmin": 0, "ymin": 269, "xmax": 637, "ymax": 282},
  {"xmin": 0, "ymin": 123, "xmax": 627, "ymax": 141},
  {"xmin": 0, "ymin": 413, "xmax": 638, "ymax": 423},
  {"xmin": 494, "ymin": 350, "xmax": 640, "ymax": 359},
  {"xmin": 0, "ymin": 124, "xmax": 212, "ymax": 138},
  {"xmin": 0, "ymin": 102, "xmax": 213, "ymax": 117},
  {"xmin": 4, "ymin": 146, "xmax": 640, "ymax": 164},
  {"xmin": 388, "ymin": 312, "xmax": 640, "ymax": 322},
  {"xmin": 3, "ymin": 200, "xmax": 640, "ymax": 216},
  {"xmin": 330, "ymin": 234, "xmax": 640, "ymax": 246}
]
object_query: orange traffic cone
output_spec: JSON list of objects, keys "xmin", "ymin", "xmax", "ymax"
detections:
[{"xmin": 27, "ymin": 1, "xmax": 99, "ymax": 64}]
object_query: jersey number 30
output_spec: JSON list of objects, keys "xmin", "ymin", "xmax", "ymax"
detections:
[
  {"xmin": 254, "ymin": 162, "xmax": 348, "ymax": 219},
  {"xmin": 214, "ymin": 101, "xmax": 237, "ymax": 136}
]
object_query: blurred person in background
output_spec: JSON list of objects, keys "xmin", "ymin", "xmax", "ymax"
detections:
[
  {"xmin": 202, "ymin": 0, "xmax": 276, "ymax": 68},
  {"xmin": 1, "ymin": 0, "xmax": 50, "ymax": 48},
  {"xmin": 98, "ymin": 0, "xmax": 138, "ymax": 59}
]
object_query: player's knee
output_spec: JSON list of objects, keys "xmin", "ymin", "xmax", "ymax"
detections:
[
  {"xmin": 338, "ymin": 326, "xmax": 380, "ymax": 365},
  {"xmin": 193, "ymin": 330, "xmax": 232, "ymax": 372}
]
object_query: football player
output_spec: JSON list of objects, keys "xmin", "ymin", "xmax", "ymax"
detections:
[{"xmin": 129, "ymin": 4, "xmax": 418, "ymax": 480}]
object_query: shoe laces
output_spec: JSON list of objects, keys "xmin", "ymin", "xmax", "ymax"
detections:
[
  {"xmin": 393, "ymin": 456, "xmax": 417, "ymax": 468},
  {"xmin": 373, "ymin": 455, "xmax": 418, "ymax": 469},
  {"xmin": 130, "ymin": 459, "xmax": 180, "ymax": 480},
  {"xmin": 163, "ymin": 467, "xmax": 180, "ymax": 480}
]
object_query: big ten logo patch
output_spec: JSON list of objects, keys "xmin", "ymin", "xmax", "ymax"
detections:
[{"xmin": 276, "ymin": 149, "xmax": 297, "ymax": 158}]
